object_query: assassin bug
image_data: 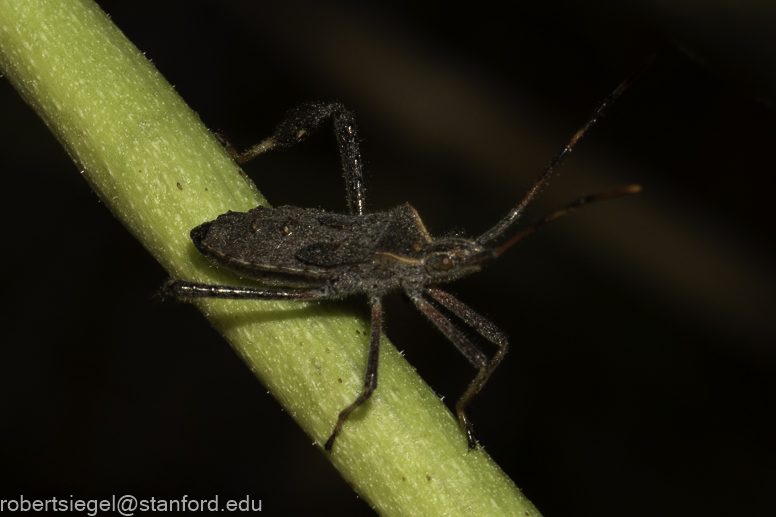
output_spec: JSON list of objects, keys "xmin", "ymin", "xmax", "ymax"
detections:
[{"xmin": 162, "ymin": 62, "xmax": 647, "ymax": 452}]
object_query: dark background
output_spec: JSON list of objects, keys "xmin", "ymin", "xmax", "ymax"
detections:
[{"xmin": 1, "ymin": 0, "xmax": 774, "ymax": 515}]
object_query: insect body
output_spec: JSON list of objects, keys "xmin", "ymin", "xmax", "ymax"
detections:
[
  {"xmin": 192, "ymin": 203, "xmax": 489, "ymax": 298},
  {"xmin": 163, "ymin": 65, "xmax": 646, "ymax": 452}
]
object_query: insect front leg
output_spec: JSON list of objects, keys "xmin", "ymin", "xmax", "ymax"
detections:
[
  {"xmin": 413, "ymin": 289, "xmax": 509, "ymax": 450},
  {"xmin": 325, "ymin": 297, "xmax": 383, "ymax": 451},
  {"xmin": 225, "ymin": 102, "xmax": 367, "ymax": 216}
]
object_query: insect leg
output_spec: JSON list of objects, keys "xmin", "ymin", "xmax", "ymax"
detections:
[
  {"xmin": 412, "ymin": 294, "xmax": 506, "ymax": 449},
  {"xmin": 226, "ymin": 102, "xmax": 367, "ymax": 216},
  {"xmin": 455, "ymin": 344, "xmax": 508, "ymax": 450},
  {"xmin": 160, "ymin": 279, "xmax": 331, "ymax": 301},
  {"xmin": 426, "ymin": 287, "xmax": 509, "ymax": 449},
  {"xmin": 426, "ymin": 288, "xmax": 510, "ymax": 450},
  {"xmin": 426, "ymin": 287, "xmax": 508, "ymax": 345},
  {"xmin": 325, "ymin": 297, "xmax": 383, "ymax": 451}
]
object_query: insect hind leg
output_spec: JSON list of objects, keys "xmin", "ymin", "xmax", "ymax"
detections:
[{"xmin": 226, "ymin": 102, "xmax": 367, "ymax": 216}]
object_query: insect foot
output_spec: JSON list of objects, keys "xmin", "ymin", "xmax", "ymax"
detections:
[{"xmin": 163, "ymin": 61, "xmax": 648, "ymax": 452}]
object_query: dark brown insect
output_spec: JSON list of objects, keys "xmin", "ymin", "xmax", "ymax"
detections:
[{"xmin": 162, "ymin": 62, "xmax": 647, "ymax": 452}]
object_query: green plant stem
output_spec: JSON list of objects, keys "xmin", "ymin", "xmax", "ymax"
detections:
[{"xmin": 0, "ymin": 0, "xmax": 541, "ymax": 514}]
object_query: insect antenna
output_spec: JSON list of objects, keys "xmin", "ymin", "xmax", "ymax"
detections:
[
  {"xmin": 494, "ymin": 184, "xmax": 641, "ymax": 257},
  {"xmin": 476, "ymin": 55, "xmax": 654, "ymax": 246}
]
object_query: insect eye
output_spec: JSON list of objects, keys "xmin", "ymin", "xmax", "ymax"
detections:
[{"xmin": 437, "ymin": 253, "xmax": 453, "ymax": 270}]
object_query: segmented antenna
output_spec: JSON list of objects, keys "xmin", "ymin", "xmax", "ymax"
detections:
[
  {"xmin": 477, "ymin": 55, "xmax": 654, "ymax": 245},
  {"xmin": 494, "ymin": 185, "xmax": 641, "ymax": 256}
]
